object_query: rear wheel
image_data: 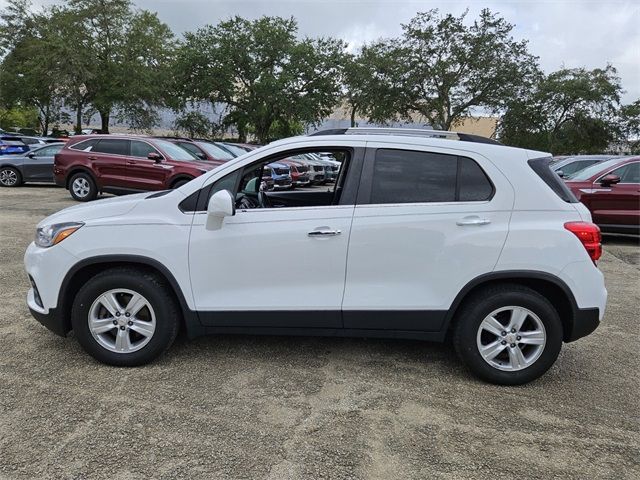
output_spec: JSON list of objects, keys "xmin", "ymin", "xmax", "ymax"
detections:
[
  {"xmin": 171, "ymin": 178, "xmax": 192, "ymax": 189},
  {"xmin": 0, "ymin": 167, "xmax": 22, "ymax": 187},
  {"xmin": 71, "ymin": 268, "xmax": 180, "ymax": 366},
  {"xmin": 69, "ymin": 172, "xmax": 97, "ymax": 201},
  {"xmin": 453, "ymin": 284, "xmax": 563, "ymax": 385}
]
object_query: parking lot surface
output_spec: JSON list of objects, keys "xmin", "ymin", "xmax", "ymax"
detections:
[{"xmin": 1, "ymin": 185, "xmax": 639, "ymax": 479}]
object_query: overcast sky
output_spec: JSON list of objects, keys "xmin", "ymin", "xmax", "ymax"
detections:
[{"xmin": 5, "ymin": 0, "xmax": 640, "ymax": 103}]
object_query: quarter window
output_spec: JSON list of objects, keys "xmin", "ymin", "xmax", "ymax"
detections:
[{"xmin": 370, "ymin": 149, "xmax": 493, "ymax": 204}]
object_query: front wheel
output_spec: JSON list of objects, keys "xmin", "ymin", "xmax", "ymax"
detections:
[
  {"xmin": 453, "ymin": 284, "xmax": 563, "ymax": 385},
  {"xmin": 71, "ymin": 267, "xmax": 180, "ymax": 366}
]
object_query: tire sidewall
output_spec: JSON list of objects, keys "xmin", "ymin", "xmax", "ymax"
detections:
[
  {"xmin": 69, "ymin": 172, "xmax": 97, "ymax": 201},
  {"xmin": 455, "ymin": 290, "xmax": 563, "ymax": 385},
  {"xmin": 71, "ymin": 271, "xmax": 178, "ymax": 366}
]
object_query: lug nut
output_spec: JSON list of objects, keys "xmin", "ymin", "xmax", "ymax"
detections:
[
  {"xmin": 517, "ymin": 336, "xmax": 521, "ymax": 341},
  {"xmin": 125, "ymin": 312, "xmax": 130, "ymax": 317},
  {"xmin": 501, "ymin": 331, "xmax": 507, "ymax": 336},
  {"xmin": 511, "ymin": 328, "xmax": 516, "ymax": 333},
  {"xmin": 501, "ymin": 340, "xmax": 507, "ymax": 345},
  {"xmin": 120, "ymin": 326, "xmax": 126, "ymax": 330},
  {"xmin": 115, "ymin": 312, "xmax": 121, "ymax": 317},
  {"xmin": 510, "ymin": 343, "xmax": 516, "ymax": 348},
  {"xmin": 112, "ymin": 320, "xmax": 118, "ymax": 325},
  {"xmin": 128, "ymin": 321, "xmax": 133, "ymax": 326}
]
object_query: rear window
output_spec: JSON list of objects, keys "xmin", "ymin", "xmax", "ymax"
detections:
[
  {"xmin": 93, "ymin": 139, "xmax": 130, "ymax": 155},
  {"xmin": 528, "ymin": 157, "xmax": 578, "ymax": 203},
  {"xmin": 1, "ymin": 137, "xmax": 26, "ymax": 145}
]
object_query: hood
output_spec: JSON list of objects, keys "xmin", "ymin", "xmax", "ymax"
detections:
[{"xmin": 37, "ymin": 192, "xmax": 152, "ymax": 227}]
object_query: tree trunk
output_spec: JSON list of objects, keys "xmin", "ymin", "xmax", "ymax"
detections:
[
  {"xmin": 75, "ymin": 103, "xmax": 83, "ymax": 135},
  {"xmin": 99, "ymin": 109, "xmax": 111, "ymax": 134},
  {"xmin": 350, "ymin": 105, "xmax": 357, "ymax": 127}
]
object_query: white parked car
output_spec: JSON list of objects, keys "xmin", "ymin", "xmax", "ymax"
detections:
[{"xmin": 24, "ymin": 128, "xmax": 607, "ymax": 385}]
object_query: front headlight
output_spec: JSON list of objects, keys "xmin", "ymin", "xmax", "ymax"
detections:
[{"xmin": 35, "ymin": 222, "xmax": 84, "ymax": 248}]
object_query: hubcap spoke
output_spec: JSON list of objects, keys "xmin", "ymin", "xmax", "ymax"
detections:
[
  {"xmin": 518, "ymin": 330, "xmax": 545, "ymax": 345},
  {"xmin": 89, "ymin": 317, "xmax": 116, "ymax": 334},
  {"xmin": 508, "ymin": 308, "xmax": 529, "ymax": 331},
  {"xmin": 480, "ymin": 340, "xmax": 507, "ymax": 361},
  {"xmin": 508, "ymin": 345, "xmax": 527, "ymax": 369},
  {"xmin": 129, "ymin": 319, "xmax": 154, "ymax": 338},
  {"xmin": 98, "ymin": 292, "xmax": 121, "ymax": 317},
  {"xmin": 115, "ymin": 328, "xmax": 131, "ymax": 351},
  {"xmin": 126, "ymin": 293, "xmax": 147, "ymax": 317},
  {"xmin": 480, "ymin": 316, "xmax": 504, "ymax": 337}
]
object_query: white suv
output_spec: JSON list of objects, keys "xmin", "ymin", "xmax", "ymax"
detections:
[{"xmin": 24, "ymin": 128, "xmax": 607, "ymax": 385}]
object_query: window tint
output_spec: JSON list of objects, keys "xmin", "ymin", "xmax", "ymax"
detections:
[
  {"xmin": 611, "ymin": 162, "xmax": 639, "ymax": 183},
  {"xmin": 93, "ymin": 139, "xmax": 129, "ymax": 155},
  {"xmin": 528, "ymin": 157, "xmax": 578, "ymax": 203},
  {"xmin": 130, "ymin": 140, "xmax": 159, "ymax": 158},
  {"xmin": 153, "ymin": 139, "xmax": 198, "ymax": 161},
  {"xmin": 458, "ymin": 156, "xmax": 493, "ymax": 201},
  {"xmin": 70, "ymin": 139, "xmax": 99, "ymax": 151},
  {"xmin": 196, "ymin": 142, "xmax": 235, "ymax": 161},
  {"xmin": 370, "ymin": 149, "xmax": 492, "ymax": 204},
  {"xmin": 34, "ymin": 144, "xmax": 63, "ymax": 156},
  {"xmin": 177, "ymin": 142, "xmax": 202, "ymax": 157},
  {"xmin": 22, "ymin": 138, "xmax": 40, "ymax": 145},
  {"xmin": 561, "ymin": 160, "xmax": 598, "ymax": 176}
]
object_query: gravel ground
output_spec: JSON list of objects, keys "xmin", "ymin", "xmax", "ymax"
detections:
[{"xmin": 1, "ymin": 185, "xmax": 639, "ymax": 480}]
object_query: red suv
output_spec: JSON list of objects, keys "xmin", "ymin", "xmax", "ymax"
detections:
[
  {"xmin": 565, "ymin": 156, "xmax": 640, "ymax": 234},
  {"xmin": 54, "ymin": 135, "xmax": 217, "ymax": 201}
]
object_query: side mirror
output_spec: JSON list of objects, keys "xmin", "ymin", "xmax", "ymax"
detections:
[
  {"xmin": 206, "ymin": 189, "xmax": 235, "ymax": 230},
  {"xmin": 555, "ymin": 169, "xmax": 564, "ymax": 178},
  {"xmin": 148, "ymin": 152, "xmax": 163, "ymax": 163},
  {"xmin": 27, "ymin": 152, "xmax": 35, "ymax": 158},
  {"xmin": 197, "ymin": 152, "xmax": 207, "ymax": 160},
  {"xmin": 600, "ymin": 174, "xmax": 620, "ymax": 187}
]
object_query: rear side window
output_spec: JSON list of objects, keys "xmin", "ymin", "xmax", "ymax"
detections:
[
  {"xmin": 369, "ymin": 149, "xmax": 493, "ymax": 204},
  {"xmin": 69, "ymin": 139, "xmax": 99, "ymax": 151},
  {"xmin": 93, "ymin": 139, "xmax": 130, "ymax": 155},
  {"xmin": 528, "ymin": 157, "xmax": 578, "ymax": 203}
]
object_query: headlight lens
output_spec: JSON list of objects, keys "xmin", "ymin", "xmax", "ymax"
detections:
[{"xmin": 35, "ymin": 222, "xmax": 84, "ymax": 248}]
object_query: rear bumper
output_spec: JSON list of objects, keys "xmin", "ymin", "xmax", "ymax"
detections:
[{"xmin": 566, "ymin": 307, "xmax": 600, "ymax": 342}]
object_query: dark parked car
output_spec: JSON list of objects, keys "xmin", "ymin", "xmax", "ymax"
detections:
[
  {"xmin": 163, "ymin": 138, "xmax": 234, "ymax": 165},
  {"xmin": 54, "ymin": 135, "xmax": 217, "ymax": 201},
  {"xmin": 0, "ymin": 143, "xmax": 64, "ymax": 187},
  {"xmin": 552, "ymin": 155, "xmax": 618, "ymax": 178},
  {"xmin": 0, "ymin": 136, "xmax": 29, "ymax": 156},
  {"xmin": 565, "ymin": 156, "xmax": 639, "ymax": 234}
]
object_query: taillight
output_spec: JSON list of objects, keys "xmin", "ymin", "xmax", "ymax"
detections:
[{"xmin": 564, "ymin": 222, "xmax": 602, "ymax": 263}]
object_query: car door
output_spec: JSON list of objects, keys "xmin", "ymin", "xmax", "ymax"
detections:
[
  {"xmin": 126, "ymin": 140, "xmax": 171, "ymax": 191},
  {"xmin": 187, "ymin": 143, "xmax": 365, "ymax": 329},
  {"xmin": 584, "ymin": 162, "xmax": 640, "ymax": 227},
  {"xmin": 22, "ymin": 144, "xmax": 61, "ymax": 181},
  {"xmin": 89, "ymin": 139, "xmax": 131, "ymax": 188},
  {"xmin": 341, "ymin": 143, "xmax": 513, "ymax": 332}
]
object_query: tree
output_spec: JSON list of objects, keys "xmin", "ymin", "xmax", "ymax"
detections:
[
  {"xmin": 175, "ymin": 16, "xmax": 346, "ymax": 143},
  {"xmin": 67, "ymin": 0, "xmax": 175, "ymax": 133},
  {"xmin": 173, "ymin": 111, "xmax": 213, "ymax": 138},
  {"xmin": 620, "ymin": 99, "xmax": 640, "ymax": 154},
  {"xmin": 499, "ymin": 66, "xmax": 623, "ymax": 154}
]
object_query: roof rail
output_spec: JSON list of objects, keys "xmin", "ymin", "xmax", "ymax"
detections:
[{"xmin": 309, "ymin": 127, "xmax": 501, "ymax": 145}]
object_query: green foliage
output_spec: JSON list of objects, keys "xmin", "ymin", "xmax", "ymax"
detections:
[
  {"xmin": 175, "ymin": 16, "xmax": 346, "ymax": 143},
  {"xmin": 0, "ymin": 105, "xmax": 38, "ymax": 130},
  {"xmin": 620, "ymin": 99, "xmax": 640, "ymax": 154},
  {"xmin": 499, "ymin": 66, "xmax": 623, "ymax": 154},
  {"xmin": 173, "ymin": 111, "xmax": 213, "ymax": 138}
]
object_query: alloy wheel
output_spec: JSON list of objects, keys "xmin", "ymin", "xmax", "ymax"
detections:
[
  {"xmin": 88, "ymin": 288, "xmax": 156, "ymax": 354},
  {"xmin": 0, "ymin": 169, "xmax": 18, "ymax": 186},
  {"xmin": 72, "ymin": 177, "xmax": 91, "ymax": 198},
  {"xmin": 476, "ymin": 306, "xmax": 546, "ymax": 371}
]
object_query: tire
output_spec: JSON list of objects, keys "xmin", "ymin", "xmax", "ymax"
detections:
[
  {"xmin": 69, "ymin": 172, "xmax": 97, "ymax": 201},
  {"xmin": 0, "ymin": 166, "xmax": 22, "ymax": 187},
  {"xmin": 71, "ymin": 267, "xmax": 180, "ymax": 366},
  {"xmin": 171, "ymin": 178, "xmax": 192, "ymax": 189},
  {"xmin": 453, "ymin": 284, "xmax": 563, "ymax": 385}
]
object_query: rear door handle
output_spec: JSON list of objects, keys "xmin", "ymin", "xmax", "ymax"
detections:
[
  {"xmin": 308, "ymin": 227, "xmax": 341, "ymax": 237},
  {"xmin": 456, "ymin": 216, "xmax": 491, "ymax": 226},
  {"xmin": 87, "ymin": 156, "xmax": 97, "ymax": 161}
]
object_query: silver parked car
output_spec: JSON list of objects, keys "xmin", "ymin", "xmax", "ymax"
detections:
[{"xmin": 0, "ymin": 143, "xmax": 64, "ymax": 187}]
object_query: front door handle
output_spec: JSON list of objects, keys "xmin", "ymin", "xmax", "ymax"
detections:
[
  {"xmin": 126, "ymin": 160, "xmax": 137, "ymax": 165},
  {"xmin": 308, "ymin": 228, "xmax": 341, "ymax": 237},
  {"xmin": 456, "ymin": 216, "xmax": 491, "ymax": 226}
]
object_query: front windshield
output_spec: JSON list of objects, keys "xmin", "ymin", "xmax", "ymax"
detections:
[
  {"xmin": 154, "ymin": 139, "xmax": 199, "ymax": 161},
  {"xmin": 196, "ymin": 142, "xmax": 235, "ymax": 161},
  {"xmin": 567, "ymin": 158, "xmax": 622, "ymax": 180}
]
